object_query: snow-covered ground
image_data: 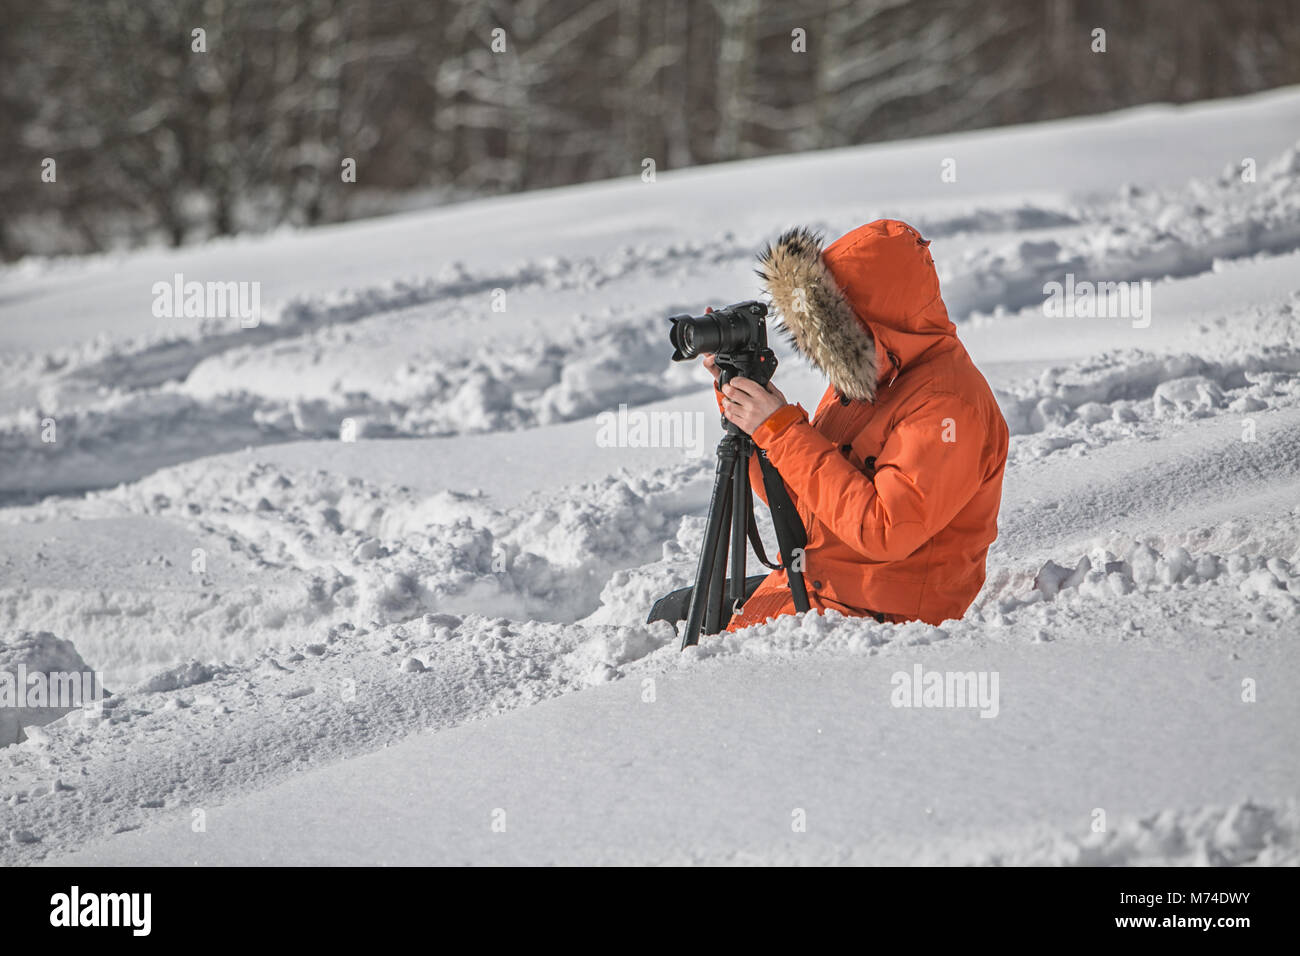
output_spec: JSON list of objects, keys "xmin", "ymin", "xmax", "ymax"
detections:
[{"xmin": 2, "ymin": 87, "xmax": 1299, "ymax": 865}]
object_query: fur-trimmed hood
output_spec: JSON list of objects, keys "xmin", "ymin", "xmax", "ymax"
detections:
[{"xmin": 756, "ymin": 220, "xmax": 955, "ymax": 401}]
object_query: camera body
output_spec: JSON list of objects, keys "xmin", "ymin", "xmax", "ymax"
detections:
[{"xmin": 668, "ymin": 300, "xmax": 778, "ymax": 387}]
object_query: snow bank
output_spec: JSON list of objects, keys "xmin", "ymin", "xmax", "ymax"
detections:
[
  {"xmin": 0, "ymin": 456, "xmax": 711, "ymax": 686},
  {"xmin": 945, "ymin": 142, "xmax": 1300, "ymax": 316},
  {"xmin": 973, "ymin": 516, "xmax": 1300, "ymax": 638},
  {"xmin": 993, "ymin": 325, "xmax": 1300, "ymax": 463},
  {"xmin": 0, "ymin": 631, "xmax": 101, "ymax": 747},
  {"xmin": 962, "ymin": 799, "xmax": 1299, "ymax": 867},
  {"xmin": 7, "ymin": 139, "xmax": 1300, "ymax": 497}
]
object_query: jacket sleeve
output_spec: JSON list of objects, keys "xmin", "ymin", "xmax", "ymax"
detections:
[{"xmin": 751, "ymin": 396, "xmax": 989, "ymax": 561}]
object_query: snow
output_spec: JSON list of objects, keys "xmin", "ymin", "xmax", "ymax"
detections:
[
  {"xmin": 3, "ymin": 88, "xmax": 1300, "ymax": 865},
  {"xmin": 0, "ymin": 632, "xmax": 98, "ymax": 747},
  {"xmin": 45, "ymin": 641, "xmax": 1300, "ymax": 866}
]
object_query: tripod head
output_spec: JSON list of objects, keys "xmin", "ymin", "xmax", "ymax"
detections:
[
  {"xmin": 714, "ymin": 346, "xmax": 778, "ymax": 390},
  {"xmin": 715, "ymin": 341, "xmax": 777, "ymax": 438}
]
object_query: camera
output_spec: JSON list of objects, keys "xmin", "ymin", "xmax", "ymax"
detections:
[{"xmin": 668, "ymin": 300, "xmax": 777, "ymax": 387}]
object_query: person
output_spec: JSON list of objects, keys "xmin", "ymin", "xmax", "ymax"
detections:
[{"xmin": 705, "ymin": 220, "xmax": 1009, "ymax": 629}]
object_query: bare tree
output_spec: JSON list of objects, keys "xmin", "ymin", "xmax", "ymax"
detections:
[{"xmin": 2, "ymin": 0, "xmax": 1297, "ymax": 259}]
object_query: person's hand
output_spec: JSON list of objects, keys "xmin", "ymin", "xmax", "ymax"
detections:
[
  {"xmin": 721, "ymin": 377, "xmax": 788, "ymax": 435},
  {"xmin": 702, "ymin": 352, "xmax": 722, "ymax": 385}
]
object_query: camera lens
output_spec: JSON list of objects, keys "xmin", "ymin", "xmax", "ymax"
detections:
[
  {"xmin": 671, "ymin": 315, "xmax": 721, "ymax": 359},
  {"xmin": 669, "ymin": 313, "xmax": 714, "ymax": 360},
  {"xmin": 668, "ymin": 301, "xmax": 765, "ymax": 362}
]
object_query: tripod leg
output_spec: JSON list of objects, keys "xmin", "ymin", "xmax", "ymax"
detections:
[
  {"xmin": 702, "ymin": 482, "xmax": 732, "ymax": 635},
  {"xmin": 680, "ymin": 438, "xmax": 739, "ymax": 649},
  {"xmin": 728, "ymin": 436, "xmax": 751, "ymax": 611}
]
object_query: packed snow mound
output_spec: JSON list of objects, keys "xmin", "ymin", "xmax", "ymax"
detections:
[
  {"xmin": 995, "ymin": 320, "xmax": 1300, "ymax": 456},
  {"xmin": 0, "ymin": 313, "xmax": 700, "ymax": 495},
  {"xmin": 0, "ymin": 456, "xmax": 711, "ymax": 685},
  {"xmin": 973, "ymin": 516, "xmax": 1300, "ymax": 634},
  {"xmin": 0, "ymin": 236, "xmax": 727, "ymax": 495},
  {"xmin": 133, "ymin": 660, "xmax": 220, "ymax": 695},
  {"xmin": 947, "ymin": 139, "xmax": 1300, "ymax": 316},
  {"xmin": 0, "ymin": 631, "xmax": 88, "ymax": 676},
  {"xmin": 0, "ymin": 631, "xmax": 101, "ymax": 747},
  {"xmin": 966, "ymin": 798, "xmax": 1300, "ymax": 867}
]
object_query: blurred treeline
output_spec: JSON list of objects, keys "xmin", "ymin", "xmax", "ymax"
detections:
[{"xmin": 2, "ymin": 0, "xmax": 1298, "ymax": 259}]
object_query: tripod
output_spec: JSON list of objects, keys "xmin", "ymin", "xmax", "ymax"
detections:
[{"xmin": 677, "ymin": 368, "xmax": 811, "ymax": 649}]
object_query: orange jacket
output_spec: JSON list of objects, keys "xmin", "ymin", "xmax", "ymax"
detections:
[{"xmin": 725, "ymin": 220, "xmax": 1008, "ymax": 629}]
